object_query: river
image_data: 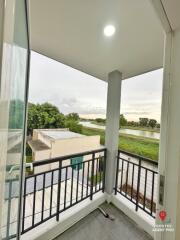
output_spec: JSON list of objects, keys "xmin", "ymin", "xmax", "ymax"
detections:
[{"xmin": 80, "ymin": 121, "xmax": 160, "ymax": 139}]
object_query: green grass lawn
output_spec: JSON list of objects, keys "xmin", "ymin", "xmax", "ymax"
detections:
[
  {"xmin": 119, "ymin": 134, "xmax": 159, "ymax": 161},
  {"xmin": 81, "ymin": 127, "xmax": 159, "ymax": 161}
]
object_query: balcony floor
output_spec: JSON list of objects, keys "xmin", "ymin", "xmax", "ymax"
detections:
[{"xmin": 55, "ymin": 203, "xmax": 153, "ymax": 240}]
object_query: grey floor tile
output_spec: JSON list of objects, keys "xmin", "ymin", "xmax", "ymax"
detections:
[{"xmin": 55, "ymin": 203, "xmax": 153, "ymax": 240}]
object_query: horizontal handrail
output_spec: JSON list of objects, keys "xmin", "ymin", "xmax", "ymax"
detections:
[
  {"xmin": 119, "ymin": 149, "xmax": 158, "ymax": 166},
  {"xmin": 33, "ymin": 147, "xmax": 106, "ymax": 167}
]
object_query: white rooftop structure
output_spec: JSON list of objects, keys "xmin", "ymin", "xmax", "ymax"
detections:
[{"xmin": 40, "ymin": 129, "xmax": 84, "ymax": 141}]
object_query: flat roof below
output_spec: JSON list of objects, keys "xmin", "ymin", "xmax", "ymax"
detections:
[
  {"xmin": 28, "ymin": 139, "xmax": 50, "ymax": 151},
  {"xmin": 41, "ymin": 130, "xmax": 85, "ymax": 140}
]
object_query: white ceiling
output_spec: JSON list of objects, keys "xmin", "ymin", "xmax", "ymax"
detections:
[
  {"xmin": 161, "ymin": 0, "xmax": 180, "ymax": 30},
  {"xmin": 28, "ymin": 0, "xmax": 164, "ymax": 81}
]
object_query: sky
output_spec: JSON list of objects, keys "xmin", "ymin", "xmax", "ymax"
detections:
[{"xmin": 29, "ymin": 51, "xmax": 163, "ymax": 122}]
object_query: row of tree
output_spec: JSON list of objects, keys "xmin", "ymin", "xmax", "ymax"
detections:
[
  {"xmin": 92, "ymin": 115, "xmax": 160, "ymax": 129},
  {"xmin": 27, "ymin": 102, "xmax": 82, "ymax": 135},
  {"xmin": 120, "ymin": 115, "xmax": 160, "ymax": 129}
]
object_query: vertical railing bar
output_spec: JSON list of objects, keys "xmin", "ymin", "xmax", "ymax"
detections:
[
  {"xmin": 102, "ymin": 150, "xmax": 106, "ymax": 193},
  {"xmin": 95, "ymin": 158, "xmax": 98, "ymax": 192},
  {"xmin": 98, "ymin": 156, "xmax": 102, "ymax": 190},
  {"xmin": 6, "ymin": 180, "xmax": 12, "ymax": 238},
  {"xmin": 86, "ymin": 161, "xmax": 90, "ymax": 196},
  {"xmin": 115, "ymin": 151, "xmax": 120, "ymax": 195},
  {"xmin": 64, "ymin": 167, "xmax": 68, "ymax": 209},
  {"xmin": 125, "ymin": 161, "xmax": 129, "ymax": 196},
  {"xmin": 150, "ymin": 172, "xmax": 155, "ymax": 215},
  {"xmin": 22, "ymin": 178, "xmax": 27, "ymax": 232},
  {"xmin": 99, "ymin": 156, "xmax": 101, "ymax": 191},
  {"xmin": 143, "ymin": 169, "xmax": 147, "ymax": 210},
  {"xmin": 136, "ymin": 158, "xmax": 142, "ymax": 211},
  {"xmin": 41, "ymin": 173, "xmax": 46, "ymax": 222},
  {"xmin": 120, "ymin": 160, "xmax": 124, "ymax": 192},
  {"xmin": 56, "ymin": 160, "xmax": 62, "ymax": 221},
  {"xmin": 32, "ymin": 176, "xmax": 37, "ymax": 227},
  {"xmin": 76, "ymin": 163, "xmax": 80, "ymax": 202},
  {"xmin": 81, "ymin": 162, "xmax": 85, "ymax": 199},
  {"xmin": 131, "ymin": 164, "xmax": 135, "ymax": 201},
  {"xmin": 90, "ymin": 153, "xmax": 95, "ymax": 200},
  {"xmin": 70, "ymin": 166, "xmax": 74, "ymax": 206},
  {"xmin": 49, "ymin": 171, "xmax": 54, "ymax": 217},
  {"xmin": 100, "ymin": 155, "xmax": 104, "ymax": 190}
]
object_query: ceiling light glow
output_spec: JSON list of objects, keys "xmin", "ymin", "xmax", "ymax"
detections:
[{"xmin": 103, "ymin": 25, "xmax": 116, "ymax": 37}]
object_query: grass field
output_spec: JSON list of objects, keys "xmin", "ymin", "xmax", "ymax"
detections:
[{"xmin": 81, "ymin": 127, "xmax": 159, "ymax": 161}]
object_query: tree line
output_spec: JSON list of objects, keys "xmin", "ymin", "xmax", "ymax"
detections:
[
  {"xmin": 27, "ymin": 102, "xmax": 82, "ymax": 135},
  {"xmin": 8, "ymin": 100, "xmax": 160, "ymax": 134},
  {"xmin": 92, "ymin": 115, "xmax": 160, "ymax": 129},
  {"xmin": 120, "ymin": 115, "xmax": 160, "ymax": 128}
]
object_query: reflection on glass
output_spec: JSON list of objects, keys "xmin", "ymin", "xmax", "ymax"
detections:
[{"xmin": 0, "ymin": 0, "xmax": 28, "ymax": 239}]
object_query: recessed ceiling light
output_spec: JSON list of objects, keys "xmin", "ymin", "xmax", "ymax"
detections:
[{"xmin": 103, "ymin": 25, "xmax": 116, "ymax": 37}]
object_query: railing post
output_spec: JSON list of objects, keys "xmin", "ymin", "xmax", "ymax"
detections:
[
  {"xmin": 90, "ymin": 152, "xmax": 95, "ymax": 200},
  {"xmin": 22, "ymin": 178, "xmax": 27, "ymax": 233},
  {"xmin": 115, "ymin": 151, "xmax": 120, "ymax": 195},
  {"xmin": 150, "ymin": 172, "xmax": 155, "ymax": 215},
  {"xmin": 136, "ymin": 158, "xmax": 141, "ymax": 211},
  {"xmin": 6, "ymin": 180, "xmax": 12, "ymax": 238},
  {"xmin": 56, "ymin": 160, "xmax": 62, "ymax": 221},
  {"xmin": 102, "ymin": 149, "xmax": 107, "ymax": 193}
]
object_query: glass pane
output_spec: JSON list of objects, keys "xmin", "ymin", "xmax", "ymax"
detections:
[{"xmin": 0, "ymin": 0, "xmax": 28, "ymax": 239}]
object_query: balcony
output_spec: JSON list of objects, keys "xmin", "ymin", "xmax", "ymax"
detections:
[{"xmin": 4, "ymin": 148, "xmax": 157, "ymax": 240}]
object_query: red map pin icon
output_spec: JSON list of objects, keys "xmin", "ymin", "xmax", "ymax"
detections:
[{"xmin": 159, "ymin": 210, "xmax": 167, "ymax": 221}]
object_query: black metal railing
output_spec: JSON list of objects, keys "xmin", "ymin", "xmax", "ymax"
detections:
[
  {"xmin": 115, "ymin": 150, "xmax": 158, "ymax": 218},
  {"xmin": 21, "ymin": 148, "xmax": 106, "ymax": 234}
]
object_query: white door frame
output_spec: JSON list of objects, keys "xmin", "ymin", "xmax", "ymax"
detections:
[
  {"xmin": 0, "ymin": 0, "xmax": 30, "ymax": 239},
  {"xmin": 0, "ymin": 1, "xmax": 6, "ymax": 237},
  {"xmin": 150, "ymin": 1, "xmax": 180, "ymax": 240}
]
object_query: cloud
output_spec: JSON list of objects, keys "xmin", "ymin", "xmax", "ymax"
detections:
[
  {"xmin": 58, "ymin": 97, "xmax": 106, "ymax": 115},
  {"xmin": 29, "ymin": 51, "xmax": 163, "ymax": 122},
  {"xmin": 123, "ymin": 111, "xmax": 151, "ymax": 115}
]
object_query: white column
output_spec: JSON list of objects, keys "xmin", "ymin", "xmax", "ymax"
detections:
[
  {"xmin": 105, "ymin": 70, "xmax": 122, "ymax": 195},
  {"xmin": 156, "ymin": 28, "xmax": 180, "ymax": 240}
]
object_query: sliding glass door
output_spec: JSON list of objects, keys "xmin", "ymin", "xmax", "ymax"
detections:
[{"xmin": 0, "ymin": 0, "xmax": 29, "ymax": 239}]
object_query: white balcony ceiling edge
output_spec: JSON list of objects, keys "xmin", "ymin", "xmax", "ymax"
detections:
[{"xmin": 28, "ymin": 0, "xmax": 164, "ymax": 81}]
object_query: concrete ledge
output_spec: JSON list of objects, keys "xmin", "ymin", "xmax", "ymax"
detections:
[
  {"xmin": 111, "ymin": 194, "xmax": 155, "ymax": 238},
  {"xmin": 21, "ymin": 192, "xmax": 106, "ymax": 240}
]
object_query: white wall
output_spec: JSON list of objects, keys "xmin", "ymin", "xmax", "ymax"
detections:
[
  {"xmin": 33, "ymin": 135, "xmax": 101, "ymax": 174},
  {"xmin": 0, "ymin": 0, "xmax": 5, "ymax": 235},
  {"xmin": 156, "ymin": 28, "xmax": 180, "ymax": 240},
  {"xmin": 0, "ymin": 0, "xmax": 4, "ymax": 74},
  {"xmin": 51, "ymin": 136, "xmax": 100, "ymax": 158}
]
